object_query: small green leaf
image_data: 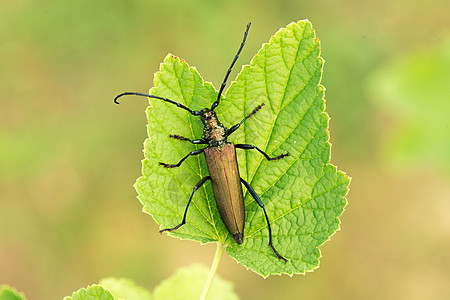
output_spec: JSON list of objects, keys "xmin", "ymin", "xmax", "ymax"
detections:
[
  {"xmin": 100, "ymin": 278, "xmax": 152, "ymax": 300},
  {"xmin": 63, "ymin": 285, "xmax": 114, "ymax": 300},
  {"xmin": 0, "ymin": 285, "xmax": 27, "ymax": 300},
  {"xmin": 152, "ymin": 264, "xmax": 238, "ymax": 300},
  {"xmin": 135, "ymin": 20, "xmax": 350, "ymax": 276}
]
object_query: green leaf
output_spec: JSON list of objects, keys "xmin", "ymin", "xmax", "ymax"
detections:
[
  {"xmin": 67, "ymin": 264, "xmax": 236, "ymax": 300},
  {"xmin": 63, "ymin": 285, "xmax": 115, "ymax": 300},
  {"xmin": 99, "ymin": 278, "xmax": 152, "ymax": 300},
  {"xmin": 136, "ymin": 53, "xmax": 222, "ymax": 244},
  {"xmin": 135, "ymin": 20, "xmax": 350, "ymax": 276},
  {"xmin": 153, "ymin": 264, "xmax": 238, "ymax": 300},
  {"xmin": 0, "ymin": 285, "xmax": 27, "ymax": 300}
]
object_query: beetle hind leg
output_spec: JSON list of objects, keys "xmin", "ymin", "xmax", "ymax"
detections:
[
  {"xmin": 160, "ymin": 176, "xmax": 211, "ymax": 234},
  {"xmin": 240, "ymin": 178, "xmax": 288, "ymax": 262}
]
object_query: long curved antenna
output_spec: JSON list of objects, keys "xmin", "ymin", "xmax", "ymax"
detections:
[
  {"xmin": 211, "ymin": 22, "xmax": 251, "ymax": 111},
  {"xmin": 114, "ymin": 92, "xmax": 201, "ymax": 116}
]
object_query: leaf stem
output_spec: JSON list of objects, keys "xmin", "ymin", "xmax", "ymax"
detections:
[{"xmin": 200, "ymin": 242, "xmax": 226, "ymax": 300}]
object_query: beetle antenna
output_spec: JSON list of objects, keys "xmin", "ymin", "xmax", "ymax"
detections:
[
  {"xmin": 211, "ymin": 22, "xmax": 251, "ymax": 111},
  {"xmin": 114, "ymin": 92, "xmax": 201, "ymax": 116}
]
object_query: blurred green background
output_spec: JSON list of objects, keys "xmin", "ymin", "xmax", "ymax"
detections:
[{"xmin": 1, "ymin": 0, "xmax": 449, "ymax": 299}]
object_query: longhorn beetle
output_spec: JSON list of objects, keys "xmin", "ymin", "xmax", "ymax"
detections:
[{"xmin": 115, "ymin": 23, "xmax": 289, "ymax": 262}]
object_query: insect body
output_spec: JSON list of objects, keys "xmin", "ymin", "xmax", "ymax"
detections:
[
  {"xmin": 115, "ymin": 23, "xmax": 289, "ymax": 262},
  {"xmin": 204, "ymin": 143, "xmax": 245, "ymax": 244}
]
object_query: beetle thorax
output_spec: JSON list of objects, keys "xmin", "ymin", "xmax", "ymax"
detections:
[{"xmin": 200, "ymin": 109, "xmax": 227, "ymax": 146}]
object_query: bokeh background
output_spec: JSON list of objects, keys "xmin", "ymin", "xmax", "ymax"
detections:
[{"xmin": 1, "ymin": 0, "xmax": 449, "ymax": 299}]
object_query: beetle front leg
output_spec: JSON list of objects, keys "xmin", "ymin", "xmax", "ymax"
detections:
[
  {"xmin": 159, "ymin": 148, "xmax": 204, "ymax": 168},
  {"xmin": 235, "ymin": 144, "xmax": 289, "ymax": 161},
  {"xmin": 160, "ymin": 176, "xmax": 211, "ymax": 233},
  {"xmin": 227, "ymin": 103, "xmax": 265, "ymax": 136},
  {"xmin": 169, "ymin": 134, "xmax": 207, "ymax": 145},
  {"xmin": 240, "ymin": 178, "xmax": 287, "ymax": 262}
]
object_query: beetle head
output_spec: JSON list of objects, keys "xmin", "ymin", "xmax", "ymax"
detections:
[{"xmin": 200, "ymin": 108, "xmax": 217, "ymax": 125}]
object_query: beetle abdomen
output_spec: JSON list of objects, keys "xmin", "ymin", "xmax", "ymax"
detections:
[{"xmin": 204, "ymin": 143, "xmax": 245, "ymax": 244}]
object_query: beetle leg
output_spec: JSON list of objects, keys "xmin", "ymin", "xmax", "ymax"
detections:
[
  {"xmin": 169, "ymin": 134, "xmax": 207, "ymax": 144},
  {"xmin": 235, "ymin": 144, "xmax": 289, "ymax": 161},
  {"xmin": 240, "ymin": 178, "xmax": 287, "ymax": 262},
  {"xmin": 160, "ymin": 176, "xmax": 211, "ymax": 233},
  {"xmin": 227, "ymin": 103, "xmax": 265, "ymax": 136},
  {"xmin": 159, "ymin": 148, "xmax": 204, "ymax": 168}
]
